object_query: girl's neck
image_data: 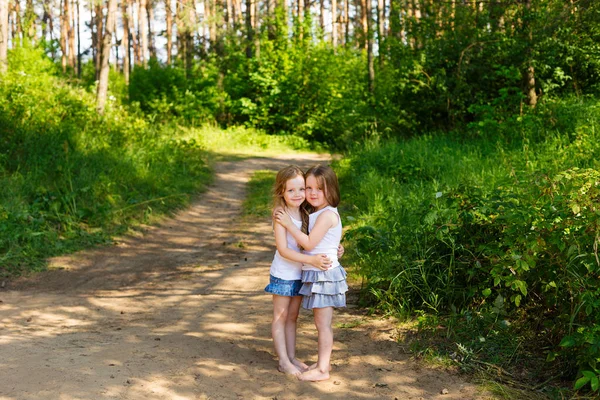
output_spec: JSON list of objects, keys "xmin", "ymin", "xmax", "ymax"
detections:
[
  {"xmin": 284, "ymin": 205, "xmax": 301, "ymax": 217},
  {"xmin": 314, "ymin": 203, "xmax": 330, "ymax": 211}
]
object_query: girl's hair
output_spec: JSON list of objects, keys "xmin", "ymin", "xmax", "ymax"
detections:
[
  {"xmin": 273, "ymin": 165, "xmax": 309, "ymax": 234},
  {"xmin": 305, "ymin": 164, "xmax": 340, "ymax": 207}
]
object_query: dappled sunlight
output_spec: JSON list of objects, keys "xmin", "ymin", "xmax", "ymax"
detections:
[{"xmin": 1, "ymin": 156, "xmax": 487, "ymax": 400}]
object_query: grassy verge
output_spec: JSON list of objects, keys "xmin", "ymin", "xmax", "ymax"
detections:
[
  {"xmin": 242, "ymin": 170, "xmax": 277, "ymax": 219},
  {"xmin": 335, "ymin": 98, "xmax": 600, "ymax": 399},
  {"xmin": 0, "ymin": 48, "xmax": 311, "ymax": 277}
]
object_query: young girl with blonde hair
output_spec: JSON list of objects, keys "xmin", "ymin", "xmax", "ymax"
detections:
[
  {"xmin": 274, "ymin": 164, "xmax": 347, "ymax": 382},
  {"xmin": 265, "ymin": 165, "xmax": 333, "ymax": 376}
]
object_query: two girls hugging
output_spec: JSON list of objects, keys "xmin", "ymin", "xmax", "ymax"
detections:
[{"xmin": 265, "ymin": 164, "xmax": 347, "ymax": 382}]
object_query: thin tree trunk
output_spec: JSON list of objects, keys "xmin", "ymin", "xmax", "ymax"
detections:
[
  {"xmin": 332, "ymin": 0, "xmax": 337, "ymax": 47},
  {"xmin": 210, "ymin": 0, "xmax": 217, "ymax": 50},
  {"xmin": 524, "ymin": 0, "xmax": 537, "ymax": 107},
  {"xmin": 226, "ymin": 0, "xmax": 232, "ymax": 29},
  {"xmin": 344, "ymin": 0, "xmax": 349, "ymax": 45},
  {"xmin": 232, "ymin": 0, "xmax": 240, "ymax": 28},
  {"xmin": 24, "ymin": 0, "xmax": 35, "ymax": 40},
  {"xmin": 367, "ymin": 0, "xmax": 374, "ymax": 91},
  {"xmin": 95, "ymin": 3, "xmax": 103, "ymax": 78},
  {"xmin": 68, "ymin": 0, "xmax": 76, "ymax": 71},
  {"xmin": 127, "ymin": 0, "xmax": 140, "ymax": 65},
  {"xmin": 245, "ymin": 0, "xmax": 253, "ymax": 57},
  {"xmin": 121, "ymin": 0, "xmax": 130, "ymax": 82},
  {"xmin": 138, "ymin": 0, "xmax": 148, "ymax": 66},
  {"xmin": 204, "ymin": 0, "xmax": 210, "ymax": 51},
  {"xmin": 319, "ymin": 0, "xmax": 323, "ymax": 32},
  {"xmin": 42, "ymin": 1, "xmax": 56, "ymax": 59},
  {"xmin": 377, "ymin": 0, "xmax": 384, "ymax": 64},
  {"xmin": 297, "ymin": 0, "xmax": 303, "ymax": 39},
  {"xmin": 76, "ymin": 0, "xmax": 81, "ymax": 76},
  {"xmin": 147, "ymin": 0, "xmax": 156, "ymax": 59},
  {"xmin": 97, "ymin": 0, "xmax": 118, "ymax": 114},
  {"xmin": 360, "ymin": 0, "xmax": 366, "ymax": 49},
  {"xmin": 61, "ymin": 0, "xmax": 68, "ymax": 73},
  {"xmin": 0, "ymin": 0, "xmax": 8, "ymax": 73},
  {"xmin": 13, "ymin": 1, "xmax": 22, "ymax": 43},
  {"xmin": 165, "ymin": 0, "xmax": 172, "ymax": 64}
]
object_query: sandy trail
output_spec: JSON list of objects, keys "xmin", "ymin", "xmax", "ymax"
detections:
[{"xmin": 0, "ymin": 154, "xmax": 488, "ymax": 400}]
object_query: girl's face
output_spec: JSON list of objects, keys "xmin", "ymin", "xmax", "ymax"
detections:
[
  {"xmin": 283, "ymin": 175, "xmax": 306, "ymax": 208},
  {"xmin": 305, "ymin": 175, "xmax": 327, "ymax": 210}
]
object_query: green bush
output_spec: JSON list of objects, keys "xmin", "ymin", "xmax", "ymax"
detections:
[{"xmin": 337, "ymin": 98, "xmax": 600, "ymax": 391}]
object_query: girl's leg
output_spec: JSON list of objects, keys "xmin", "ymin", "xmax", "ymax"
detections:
[
  {"xmin": 272, "ymin": 295, "xmax": 301, "ymax": 375},
  {"xmin": 298, "ymin": 306, "xmax": 334, "ymax": 381},
  {"xmin": 285, "ymin": 296, "xmax": 309, "ymax": 371}
]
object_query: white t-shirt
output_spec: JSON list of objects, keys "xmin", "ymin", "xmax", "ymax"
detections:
[
  {"xmin": 302, "ymin": 206, "xmax": 342, "ymax": 272},
  {"xmin": 270, "ymin": 214, "xmax": 303, "ymax": 280}
]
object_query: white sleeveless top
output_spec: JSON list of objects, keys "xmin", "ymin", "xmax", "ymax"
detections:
[
  {"xmin": 270, "ymin": 214, "xmax": 303, "ymax": 280},
  {"xmin": 302, "ymin": 206, "xmax": 342, "ymax": 271}
]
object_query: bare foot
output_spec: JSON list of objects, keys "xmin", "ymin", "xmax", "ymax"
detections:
[
  {"xmin": 298, "ymin": 367, "xmax": 330, "ymax": 382},
  {"xmin": 278, "ymin": 364, "xmax": 301, "ymax": 376},
  {"xmin": 307, "ymin": 363, "xmax": 332, "ymax": 372},
  {"xmin": 291, "ymin": 358, "xmax": 309, "ymax": 372}
]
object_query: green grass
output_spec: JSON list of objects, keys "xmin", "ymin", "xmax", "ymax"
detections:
[
  {"xmin": 242, "ymin": 170, "xmax": 276, "ymax": 219},
  {"xmin": 0, "ymin": 48, "xmax": 313, "ymax": 277}
]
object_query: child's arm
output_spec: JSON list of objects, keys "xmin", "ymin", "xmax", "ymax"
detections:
[
  {"xmin": 274, "ymin": 210, "xmax": 338, "ymax": 251},
  {"xmin": 274, "ymin": 222, "xmax": 332, "ymax": 269}
]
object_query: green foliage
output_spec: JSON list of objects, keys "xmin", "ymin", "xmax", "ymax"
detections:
[
  {"xmin": 0, "ymin": 47, "xmax": 305, "ymax": 276},
  {"xmin": 128, "ymin": 58, "xmax": 226, "ymax": 125},
  {"xmin": 337, "ymin": 98, "xmax": 600, "ymax": 393}
]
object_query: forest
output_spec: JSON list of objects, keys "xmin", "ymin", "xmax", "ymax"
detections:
[{"xmin": 1, "ymin": 0, "xmax": 600, "ymax": 397}]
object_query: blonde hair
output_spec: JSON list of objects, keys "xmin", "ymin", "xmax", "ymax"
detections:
[
  {"xmin": 305, "ymin": 164, "xmax": 340, "ymax": 208},
  {"xmin": 273, "ymin": 165, "xmax": 309, "ymax": 235}
]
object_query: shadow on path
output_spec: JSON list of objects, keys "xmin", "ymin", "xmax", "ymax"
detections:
[{"xmin": 0, "ymin": 154, "xmax": 488, "ymax": 400}]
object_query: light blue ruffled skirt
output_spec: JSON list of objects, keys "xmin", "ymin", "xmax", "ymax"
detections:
[{"xmin": 300, "ymin": 266, "xmax": 348, "ymax": 309}]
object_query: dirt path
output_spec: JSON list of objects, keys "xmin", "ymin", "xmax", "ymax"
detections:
[{"xmin": 0, "ymin": 154, "xmax": 489, "ymax": 400}]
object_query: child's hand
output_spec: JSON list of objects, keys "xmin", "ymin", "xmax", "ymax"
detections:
[
  {"xmin": 309, "ymin": 254, "xmax": 332, "ymax": 270},
  {"xmin": 272, "ymin": 206, "xmax": 284, "ymax": 218},
  {"xmin": 337, "ymin": 244, "xmax": 345, "ymax": 259},
  {"xmin": 273, "ymin": 210, "xmax": 293, "ymax": 228}
]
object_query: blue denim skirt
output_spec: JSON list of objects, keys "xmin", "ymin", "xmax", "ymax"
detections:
[{"xmin": 264, "ymin": 274, "xmax": 303, "ymax": 297}]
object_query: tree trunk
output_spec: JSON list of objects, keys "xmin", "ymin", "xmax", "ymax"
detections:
[
  {"xmin": 24, "ymin": 0, "xmax": 35, "ymax": 40},
  {"xmin": 42, "ymin": 1, "xmax": 56, "ymax": 59},
  {"xmin": 210, "ymin": 0, "xmax": 217, "ymax": 51},
  {"xmin": 344, "ymin": 0, "xmax": 349, "ymax": 45},
  {"xmin": 68, "ymin": 0, "xmax": 76, "ymax": 71},
  {"xmin": 332, "ymin": 0, "xmax": 337, "ymax": 48},
  {"xmin": 13, "ymin": 1, "xmax": 23, "ymax": 43},
  {"xmin": 121, "ymin": 0, "xmax": 130, "ymax": 82},
  {"xmin": 147, "ymin": 0, "xmax": 156, "ymax": 59},
  {"xmin": 76, "ymin": 0, "xmax": 81, "ymax": 76},
  {"xmin": 319, "ymin": 0, "xmax": 324, "ymax": 32},
  {"xmin": 524, "ymin": 0, "xmax": 537, "ymax": 107},
  {"xmin": 359, "ymin": 0, "xmax": 367, "ymax": 49},
  {"xmin": 95, "ymin": 3, "xmax": 103, "ymax": 78},
  {"xmin": 97, "ymin": 0, "xmax": 118, "ymax": 114},
  {"xmin": 138, "ymin": 0, "xmax": 148, "ymax": 67},
  {"xmin": 367, "ymin": 0, "xmax": 374, "ymax": 91},
  {"xmin": 126, "ymin": 0, "xmax": 140, "ymax": 65},
  {"xmin": 203, "ymin": 0, "xmax": 210, "ymax": 51},
  {"xmin": 165, "ymin": 0, "xmax": 172, "ymax": 64},
  {"xmin": 0, "ymin": 0, "xmax": 8, "ymax": 73},
  {"xmin": 377, "ymin": 0, "xmax": 384, "ymax": 64},
  {"xmin": 226, "ymin": 0, "xmax": 232, "ymax": 29},
  {"xmin": 61, "ymin": 0, "xmax": 69, "ymax": 73},
  {"xmin": 245, "ymin": 0, "xmax": 253, "ymax": 57}
]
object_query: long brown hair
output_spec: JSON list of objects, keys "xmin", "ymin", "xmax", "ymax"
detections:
[
  {"xmin": 273, "ymin": 165, "xmax": 309, "ymax": 234},
  {"xmin": 305, "ymin": 164, "xmax": 340, "ymax": 208}
]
